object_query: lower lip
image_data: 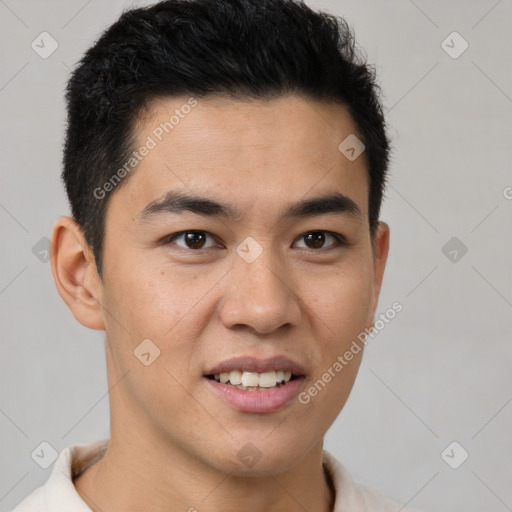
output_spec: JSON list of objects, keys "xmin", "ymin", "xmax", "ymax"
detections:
[{"xmin": 204, "ymin": 376, "xmax": 305, "ymax": 413}]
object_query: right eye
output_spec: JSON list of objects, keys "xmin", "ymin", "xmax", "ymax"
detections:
[{"xmin": 164, "ymin": 230, "xmax": 221, "ymax": 251}]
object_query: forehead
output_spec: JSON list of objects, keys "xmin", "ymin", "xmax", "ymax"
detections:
[
  {"xmin": 115, "ymin": 94, "xmax": 369, "ymax": 224},
  {"xmin": 136, "ymin": 94, "xmax": 361, "ymax": 161}
]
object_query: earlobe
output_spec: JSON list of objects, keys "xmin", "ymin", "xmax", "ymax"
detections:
[{"xmin": 50, "ymin": 216, "xmax": 105, "ymax": 330}]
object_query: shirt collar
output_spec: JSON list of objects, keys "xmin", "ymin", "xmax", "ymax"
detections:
[{"xmin": 44, "ymin": 438, "xmax": 109, "ymax": 512}]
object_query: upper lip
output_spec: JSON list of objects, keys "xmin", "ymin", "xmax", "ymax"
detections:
[{"xmin": 205, "ymin": 355, "xmax": 306, "ymax": 376}]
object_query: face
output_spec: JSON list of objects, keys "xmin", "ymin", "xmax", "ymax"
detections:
[{"xmin": 63, "ymin": 94, "xmax": 388, "ymax": 475}]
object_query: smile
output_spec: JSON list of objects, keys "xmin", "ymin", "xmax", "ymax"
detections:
[
  {"xmin": 208, "ymin": 370, "xmax": 295, "ymax": 390},
  {"xmin": 203, "ymin": 355, "xmax": 307, "ymax": 412}
]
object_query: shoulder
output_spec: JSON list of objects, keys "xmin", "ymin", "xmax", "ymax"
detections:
[
  {"xmin": 9, "ymin": 485, "xmax": 46, "ymax": 512},
  {"xmin": 8, "ymin": 439, "xmax": 109, "ymax": 512},
  {"xmin": 357, "ymin": 482, "xmax": 424, "ymax": 512},
  {"xmin": 322, "ymin": 450, "xmax": 424, "ymax": 512}
]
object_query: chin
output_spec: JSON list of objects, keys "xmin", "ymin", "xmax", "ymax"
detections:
[{"xmin": 204, "ymin": 434, "xmax": 314, "ymax": 477}]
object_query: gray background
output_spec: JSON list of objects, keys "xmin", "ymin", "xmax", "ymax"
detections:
[{"xmin": 1, "ymin": 0, "xmax": 511, "ymax": 510}]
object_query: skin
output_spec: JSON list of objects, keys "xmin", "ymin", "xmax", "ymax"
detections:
[{"xmin": 51, "ymin": 94, "xmax": 389, "ymax": 512}]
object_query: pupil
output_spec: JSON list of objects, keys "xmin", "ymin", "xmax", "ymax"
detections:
[
  {"xmin": 186, "ymin": 231, "xmax": 205, "ymax": 249},
  {"xmin": 305, "ymin": 231, "xmax": 325, "ymax": 249}
]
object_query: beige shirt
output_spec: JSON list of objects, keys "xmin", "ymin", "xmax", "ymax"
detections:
[{"xmin": 10, "ymin": 439, "xmax": 422, "ymax": 511}]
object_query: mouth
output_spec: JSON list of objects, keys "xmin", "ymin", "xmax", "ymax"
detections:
[
  {"xmin": 205, "ymin": 370, "xmax": 301, "ymax": 391},
  {"xmin": 203, "ymin": 356, "xmax": 307, "ymax": 413}
]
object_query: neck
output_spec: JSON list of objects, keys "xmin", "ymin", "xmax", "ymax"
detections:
[{"xmin": 73, "ymin": 430, "xmax": 335, "ymax": 512}]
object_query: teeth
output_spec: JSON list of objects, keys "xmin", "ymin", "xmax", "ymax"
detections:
[
  {"xmin": 213, "ymin": 370, "xmax": 294, "ymax": 388},
  {"xmin": 241, "ymin": 372, "xmax": 260, "ymax": 387},
  {"xmin": 228, "ymin": 370, "xmax": 242, "ymax": 385},
  {"xmin": 258, "ymin": 371, "xmax": 277, "ymax": 388}
]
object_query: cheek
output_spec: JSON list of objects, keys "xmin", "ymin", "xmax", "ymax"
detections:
[
  {"xmin": 101, "ymin": 259, "xmax": 223, "ymax": 368},
  {"xmin": 104, "ymin": 259, "xmax": 193, "ymax": 330},
  {"xmin": 309, "ymin": 261, "xmax": 374, "ymax": 346},
  {"xmin": 298, "ymin": 266, "xmax": 372, "ymax": 427}
]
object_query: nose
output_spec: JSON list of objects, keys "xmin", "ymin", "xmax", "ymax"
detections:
[{"xmin": 218, "ymin": 248, "xmax": 302, "ymax": 335}]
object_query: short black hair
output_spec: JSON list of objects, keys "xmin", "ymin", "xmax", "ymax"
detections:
[{"xmin": 63, "ymin": 0, "xmax": 390, "ymax": 275}]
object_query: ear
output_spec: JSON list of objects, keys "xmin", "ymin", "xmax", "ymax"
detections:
[
  {"xmin": 50, "ymin": 216, "xmax": 105, "ymax": 330},
  {"xmin": 369, "ymin": 222, "xmax": 390, "ymax": 320}
]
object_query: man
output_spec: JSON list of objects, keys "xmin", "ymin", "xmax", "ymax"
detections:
[{"xmin": 11, "ymin": 0, "xmax": 423, "ymax": 510}]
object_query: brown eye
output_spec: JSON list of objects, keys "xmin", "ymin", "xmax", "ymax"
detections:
[
  {"xmin": 295, "ymin": 231, "xmax": 346, "ymax": 250},
  {"xmin": 304, "ymin": 231, "xmax": 326, "ymax": 249},
  {"xmin": 166, "ymin": 231, "xmax": 217, "ymax": 250},
  {"xmin": 184, "ymin": 231, "xmax": 206, "ymax": 249}
]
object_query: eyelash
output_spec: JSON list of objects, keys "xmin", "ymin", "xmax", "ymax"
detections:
[{"xmin": 163, "ymin": 230, "xmax": 349, "ymax": 252}]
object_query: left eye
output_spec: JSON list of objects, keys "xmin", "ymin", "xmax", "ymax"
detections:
[
  {"xmin": 164, "ymin": 230, "xmax": 345, "ymax": 251},
  {"xmin": 294, "ymin": 231, "xmax": 345, "ymax": 250}
]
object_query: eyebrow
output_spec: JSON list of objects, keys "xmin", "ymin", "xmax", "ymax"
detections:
[{"xmin": 138, "ymin": 190, "xmax": 361, "ymax": 223}]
